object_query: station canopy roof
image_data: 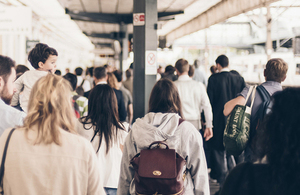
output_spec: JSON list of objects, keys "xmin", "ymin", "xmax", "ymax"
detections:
[{"xmin": 56, "ymin": 0, "xmax": 223, "ymax": 54}]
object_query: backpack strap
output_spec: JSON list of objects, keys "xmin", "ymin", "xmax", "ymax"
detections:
[
  {"xmin": 80, "ymin": 79, "xmax": 85, "ymax": 87},
  {"xmin": 256, "ymin": 85, "xmax": 271, "ymax": 119},
  {"xmin": 256, "ymin": 85, "xmax": 270, "ymax": 102}
]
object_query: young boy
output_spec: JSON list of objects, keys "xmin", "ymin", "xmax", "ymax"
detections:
[{"xmin": 11, "ymin": 43, "xmax": 58, "ymax": 112}]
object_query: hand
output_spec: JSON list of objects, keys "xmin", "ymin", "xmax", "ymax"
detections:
[{"xmin": 203, "ymin": 127, "xmax": 213, "ymax": 141}]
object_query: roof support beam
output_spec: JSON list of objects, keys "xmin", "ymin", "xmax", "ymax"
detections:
[
  {"xmin": 83, "ymin": 32, "xmax": 132, "ymax": 40},
  {"xmin": 93, "ymin": 42, "xmax": 113, "ymax": 48},
  {"xmin": 166, "ymin": 0, "xmax": 279, "ymax": 43},
  {"xmin": 66, "ymin": 8, "xmax": 183, "ymax": 24}
]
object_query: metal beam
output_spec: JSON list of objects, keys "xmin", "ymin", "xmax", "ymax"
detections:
[
  {"xmin": 83, "ymin": 32, "xmax": 129, "ymax": 40},
  {"xmin": 93, "ymin": 42, "xmax": 113, "ymax": 48},
  {"xmin": 66, "ymin": 8, "xmax": 183, "ymax": 24},
  {"xmin": 166, "ymin": 0, "xmax": 279, "ymax": 43}
]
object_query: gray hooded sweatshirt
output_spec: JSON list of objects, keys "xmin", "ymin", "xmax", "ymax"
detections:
[{"xmin": 117, "ymin": 112, "xmax": 209, "ymax": 195}]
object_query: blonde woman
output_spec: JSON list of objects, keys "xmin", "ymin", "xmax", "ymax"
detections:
[{"xmin": 0, "ymin": 74, "xmax": 104, "ymax": 195}]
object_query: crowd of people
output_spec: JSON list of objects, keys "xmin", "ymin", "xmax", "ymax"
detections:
[{"xmin": 0, "ymin": 42, "xmax": 298, "ymax": 195}]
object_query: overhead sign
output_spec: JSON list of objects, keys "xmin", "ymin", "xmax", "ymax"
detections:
[
  {"xmin": 145, "ymin": 51, "xmax": 157, "ymax": 75},
  {"xmin": 0, "ymin": 7, "xmax": 32, "ymax": 34},
  {"xmin": 133, "ymin": 13, "xmax": 145, "ymax": 26}
]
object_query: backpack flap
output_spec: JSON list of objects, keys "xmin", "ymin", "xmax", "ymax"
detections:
[{"xmin": 138, "ymin": 148, "xmax": 176, "ymax": 179}]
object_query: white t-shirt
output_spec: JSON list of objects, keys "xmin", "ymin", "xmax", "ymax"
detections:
[{"xmin": 76, "ymin": 121, "xmax": 128, "ymax": 188}]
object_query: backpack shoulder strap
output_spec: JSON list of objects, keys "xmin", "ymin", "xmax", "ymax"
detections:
[
  {"xmin": 256, "ymin": 85, "xmax": 270, "ymax": 102},
  {"xmin": 80, "ymin": 79, "xmax": 85, "ymax": 87}
]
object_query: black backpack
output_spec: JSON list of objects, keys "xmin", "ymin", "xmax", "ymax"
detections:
[{"xmin": 250, "ymin": 85, "xmax": 271, "ymax": 139}]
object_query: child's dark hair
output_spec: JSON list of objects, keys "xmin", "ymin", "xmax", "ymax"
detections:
[{"xmin": 28, "ymin": 43, "xmax": 58, "ymax": 69}]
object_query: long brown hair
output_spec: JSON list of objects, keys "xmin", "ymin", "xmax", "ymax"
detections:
[
  {"xmin": 23, "ymin": 74, "xmax": 76, "ymax": 145},
  {"xmin": 80, "ymin": 84, "xmax": 124, "ymax": 153},
  {"xmin": 149, "ymin": 79, "xmax": 183, "ymax": 117}
]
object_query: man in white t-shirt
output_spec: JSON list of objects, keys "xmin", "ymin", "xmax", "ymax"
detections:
[{"xmin": 174, "ymin": 58, "xmax": 213, "ymax": 141}]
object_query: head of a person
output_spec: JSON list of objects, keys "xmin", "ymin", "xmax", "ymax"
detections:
[
  {"xmin": 81, "ymin": 84, "xmax": 123, "ymax": 153},
  {"xmin": 193, "ymin": 59, "xmax": 201, "ymax": 69},
  {"xmin": 54, "ymin": 69, "xmax": 61, "ymax": 75},
  {"xmin": 28, "ymin": 43, "xmax": 58, "ymax": 73},
  {"xmin": 256, "ymin": 87, "xmax": 300, "ymax": 191},
  {"xmin": 87, "ymin": 67, "xmax": 94, "ymax": 76},
  {"xmin": 215, "ymin": 55, "xmax": 229, "ymax": 70},
  {"xmin": 107, "ymin": 72, "xmax": 118, "ymax": 89},
  {"xmin": 165, "ymin": 65, "xmax": 175, "ymax": 74},
  {"xmin": 104, "ymin": 64, "xmax": 113, "ymax": 72},
  {"xmin": 63, "ymin": 73, "xmax": 77, "ymax": 91},
  {"xmin": 264, "ymin": 58, "xmax": 288, "ymax": 83},
  {"xmin": 188, "ymin": 65, "xmax": 195, "ymax": 78},
  {"xmin": 175, "ymin": 59, "xmax": 189, "ymax": 75},
  {"xmin": 149, "ymin": 79, "xmax": 183, "ymax": 117},
  {"xmin": 125, "ymin": 69, "xmax": 132, "ymax": 79},
  {"xmin": 0, "ymin": 55, "xmax": 16, "ymax": 105},
  {"xmin": 16, "ymin": 64, "xmax": 29, "ymax": 75},
  {"xmin": 113, "ymin": 70, "xmax": 123, "ymax": 83},
  {"xmin": 210, "ymin": 65, "xmax": 217, "ymax": 74},
  {"xmin": 75, "ymin": 67, "xmax": 83, "ymax": 76},
  {"xmin": 23, "ymin": 74, "xmax": 76, "ymax": 145},
  {"xmin": 93, "ymin": 66, "xmax": 107, "ymax": 81}
]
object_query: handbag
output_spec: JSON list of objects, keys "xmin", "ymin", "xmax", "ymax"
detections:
[
  {"xmin": 223, "ymin": 86, "xmax": 256, "ymax": 156},
  {"xmin": 0, "ymin": 128, "xmax": 16, "ymax": 194},
  {"xmin": 130, "ymin": 141, "xmax": 186, "ymax": 195}
]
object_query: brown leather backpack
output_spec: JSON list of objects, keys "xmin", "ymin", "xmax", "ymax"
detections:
[{"xmin": 130, "ymin": 141, "xmax": 186, "ymax": 195}]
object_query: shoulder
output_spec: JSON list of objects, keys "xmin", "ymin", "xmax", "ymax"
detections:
[
  {"xmin": 60, "ymin": 129, "xmax": 95, "ymax": 156},
  {"xmin": 177, "ymin": 120, "xmax": 202, "ymax": 141}
]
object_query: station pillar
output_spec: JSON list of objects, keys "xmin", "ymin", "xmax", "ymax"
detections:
[
  {"xmin": 119, "ymin": 23, "xmax": 128, "ymax": 72},
  {"xmin": 133, "ymin": 0, "xmax": 157, "ymax": 121}
]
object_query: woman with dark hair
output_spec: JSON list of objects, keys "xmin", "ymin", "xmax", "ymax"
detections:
[
  {"xmin": 118, "ymin": 79, "xmax": 209, "ymax": 195},
  {"xmin": 220, "ymin": 87, "xmax": 300, "ymax": 195},
  {"xmin": 77, "ymin": 84, "xmax": 127, "ymax": 195}
]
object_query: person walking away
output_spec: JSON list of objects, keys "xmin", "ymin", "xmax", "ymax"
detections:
[
  {"xmin": 223, "ymin": 58, "xmax": 288, "ymax": 162},
  {"xmin": 207, "ymin": 54, "xmax": 246, "ymax": 186},
  {"xmin": 118, "ymin": 79, "xmax": 210, "ymax": 195}
]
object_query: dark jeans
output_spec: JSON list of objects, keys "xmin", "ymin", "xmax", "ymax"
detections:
[
  {"xmin": 104, "ymin": 187, "xmax": 117, "ymax": 195},
  {"xmin": 210, "ymin": 149, "xmax": 236, "ymax": 186}
]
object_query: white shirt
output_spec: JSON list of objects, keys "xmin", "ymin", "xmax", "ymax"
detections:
[
  {"xmin": 174, "ymin": 75, "xmax": 213, "ymax": 128},
  {"xmin": 77, "ymin": 76, "xmax": 91, "ymax": 92},
  {"xmin": 11, "ymin": 70, "xmax": 49, "ymax": 112},
  {"xmin": 0, "ymin": 99, "xmax": 26, "ymax": 135},
  {"xmin": 76, "ymin": 121, "xmax": 128, "ymax": 188}
]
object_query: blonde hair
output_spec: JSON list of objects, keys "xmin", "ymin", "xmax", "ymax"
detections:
[
  {"xmin": 107, "ymin": 72, "xmax": 118, "ymax": 89},
  {"xmin": 23, "ymin": 74, "xmax": 76, "ymax": 145}
]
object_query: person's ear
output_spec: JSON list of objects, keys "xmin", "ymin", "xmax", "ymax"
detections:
[
  {"xmin": 281, "ymin": 75, "xmax": 286, "ymax": 82},
  {"xmin": 38, "ymin": 61, "xmax": 44, "ymax": 69}
]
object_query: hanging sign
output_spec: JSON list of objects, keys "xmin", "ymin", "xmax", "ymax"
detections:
[
  {"xmin": 133, "ymin": 13, "xmax": 145, "ymax": 26},
  {"xmin": 145, "ymin": 51, "xmax": 157, "ymax": 75}
]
